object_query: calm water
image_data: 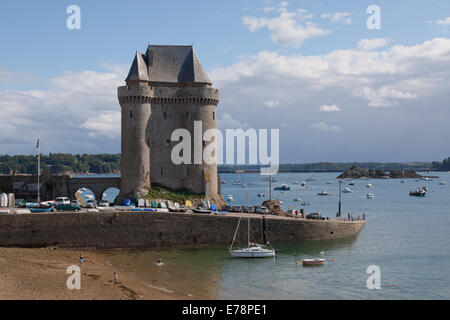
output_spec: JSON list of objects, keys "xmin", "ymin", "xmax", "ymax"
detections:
[{"xmin": 97, "ymin": 172, "xmax": 450, "ymax": 299}]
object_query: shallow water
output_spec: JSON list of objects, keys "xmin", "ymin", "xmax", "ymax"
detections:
[{"xmin": 99, "ymin": 172, "xmax": 450, "ymax": 299}]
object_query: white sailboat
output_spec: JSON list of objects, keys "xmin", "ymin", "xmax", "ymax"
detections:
[{"xmin": 229, "ymin": 193, "xmax": 276, "ymax": 258}]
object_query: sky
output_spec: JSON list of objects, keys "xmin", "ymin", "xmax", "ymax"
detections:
[{"xmin": 0, "ymin": 0, "xmax": 449, "ymax": 163}]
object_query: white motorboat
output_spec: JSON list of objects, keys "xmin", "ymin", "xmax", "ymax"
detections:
[
  {"xmin": 342, "ymin": 187, "xmax": 352, "ymax": 193},
  {"xmin": 293, "ymin": 181, "xmax": 299, "ymax": 185},
  {"xmin": 257, "ymin": 192, "xmax": 263, "ymax": 197},
  {"xmin": 439, "ymin": 181, "xmax": 446, "ymax": 185},
  {"xmin": 326, "ymin": 180, "xmax": 333, "ymax": 184},
  {"xmin": 366, "ymin": 183, "xmax": 372, "ymax": 188},
  {"xmin": 317, "ymin": 190, "xmax": 329, "ymax": 196},
  {"xmin": 227, "ymin": 195, "xmax": 234, "ymax": 202},
  {"xmin": 367, "ymin": 193, "xmax": 375, "ymax": 199},
  {"xmin": 293, "ymin": 197, "xmax": 300, "ymax": 201}
]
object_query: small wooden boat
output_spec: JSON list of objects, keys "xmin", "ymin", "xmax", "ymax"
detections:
[
  {"xmin": 29, "ymin": 204, "xmax": 52, "ymax": 213},
  {"xmin": 302, "ymin": 258, "xmax": 325, "ymax": 266},
  {"xmin": 193, "ymin": 208, "xmax": 211, "ymax": 214}
]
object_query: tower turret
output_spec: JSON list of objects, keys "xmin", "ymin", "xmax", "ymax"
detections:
[{"xmin": 117, "ymin": 52, "xmax": 152, "ymax": 202}]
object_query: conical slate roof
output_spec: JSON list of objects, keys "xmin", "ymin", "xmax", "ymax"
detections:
[
  {"xmin": 125, "ymin": 45, "xmax": 211, "ymax": 85},
  {"xmin": 125, "ymin": 51, "xmax": 149, "ymax": 82}
]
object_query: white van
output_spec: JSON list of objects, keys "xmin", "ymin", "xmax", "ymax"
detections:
[{"xmin": 55, "ymin": 197, "xmax": 70, "ymax": 207}]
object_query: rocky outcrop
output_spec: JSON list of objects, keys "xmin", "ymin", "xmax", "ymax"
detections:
[{"xmin": 337, "ymin": 165, "xmax": 427, "ymax": 179}]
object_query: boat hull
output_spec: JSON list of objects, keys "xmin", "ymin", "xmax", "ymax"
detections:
[
  {"xmin": 302, "ymin": 259, "xmax": 325, "ymax": 266},
  {"xmin": 230, "ymin": 248, "xmax": 275, "ymax": 258}
]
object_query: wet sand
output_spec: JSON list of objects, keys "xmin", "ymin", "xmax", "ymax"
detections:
[{"xmin": 0, "ymin": 247, "xmax": 198, "ymax": 300}]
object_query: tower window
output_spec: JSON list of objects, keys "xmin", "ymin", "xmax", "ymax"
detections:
[
  {"xmin": 213, "ymin": 112, "xmax": 215, "ymax": 120},
  {"xmin": 187, "ymin": 168, "xmax": 190, "ymax": 176},
  {"xmin": 163, "ymin": 112, "xmax": 167, "ymax": 119},
  {"xmin": 186, "ymin": 112, "xmax": 189, "ymax": 118},
  {"xmin": 166, "ymin": 139, "xmax": 170, "ymax": 147},
  {"xmin": 203, "ymin": 141, "xmax": 207, "ymax": 147},
  {"xmin": 161, "ymin": 166, "xmax": 163, "ymax": 176},
  {"xmin": 130, "ymin": 111, "xmax": 133, "ymax": 118}
]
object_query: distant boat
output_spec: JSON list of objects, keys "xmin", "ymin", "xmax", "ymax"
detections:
[
  {"xmin": 274, "ymin": 184, "xmax": 290, "ymax": 191},
  {"xmin": 293, "ymin": 181, "xmax": 299, "ymax": 185},
  {"xmin": 367, "ymin": 183, "xmax": 372, "ymax": 188},
  {"xmin": 257, "ymin": 192, "xmax": 263, "ymax": 197},
  {"xmin": 293, "ymin": 197, "xmax": 300, "ymax": 201},
  {"xmin": 302, "ymin": 258, "xmax": 324, "ymax": 266},
  {"xmin": 305, "ymin": 176, "xmax": 315, "ymax": 182},
  {"xmin": 439, "ymin": 181, "xmax": 446, "ymax": 185},
  {"xmin": 410, "ymin": 187, "xmax": 426, "ymax": 197},
  {"xmin": 317, "ymin": 190, "xmax": 329, "ymax": 196},
  {"xmin": 242, "ymin": 184, "xmax": 246, "ymax": 188},
  {"xmin": 367, "ymin": 193, "xmax": 375, "ymax": 199},
  {"xmin": 248, "ymin": 182, "xmax": 254, "ymax": 185},
  {"xmin": 222, "ymin": 181, "xmax": 226, "ymax": 184},
  {"xmin": 326, "ymin": 180, "xmax": 333, "ymax": 185},
  {"xmin": 349, "ymin": 181, "xmax": 355, "ymax": 186},
  {"xmin": 227, "ymin": 195, "xmax": 234, "ymax": 202},
  {"xmin": 401, "ymin": 180, "xmax": 406, "ymax": 183},
  {"xmin": 301, "ymin": 182, "xmax": 306, "ymax": 187},
  {"xmin": 342, "ymin": 187, "xmax": 352, "ymax": 193}
]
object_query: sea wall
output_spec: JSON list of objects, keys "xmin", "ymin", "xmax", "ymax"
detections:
[{"xmin": 0, "ymin": 212, "xmax": 365, "ymax": 249}]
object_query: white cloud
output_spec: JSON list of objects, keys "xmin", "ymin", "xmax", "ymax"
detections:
[
  {"xmin": 0, "ymin": 66, "xmax": 124, "ymax": 153},
  {"xmin": 80, "ymin": 111, "xmax": 120, "ymax": 138},
  {"xmin": 357, "ymin": 38, "xmax": 390, "ymax": 51},
  {"xmin": 210, "ymin": 37, "xmax": 450, "ymax": 110},
  {"xmin": 218, "ymin": 113, "xmax": 249, "ymax": 129},
  {"xmin": 310, "ymin": 122, "xmax": 341, "ymax": 132},
  {"xmin": 264, "ymin": 100, "xmax": 280, "ymax": 108},
  {"xmin": 321, "ymin": 12, "xmax": 352, "ymax": 24},
  {"xmin": 436, "ymin": 17, "xmax": 450, "ymax": 26},
  {"xmin": 319, "ymin": 104, "xmax": 341, "ymax": 112},
  {"xmin": 242, "ymin": 7, "xmax": 330, "ymax": 47},
  {"xmin": 355, "ymin": 86, "xmax": 418, "ymax": 107}
]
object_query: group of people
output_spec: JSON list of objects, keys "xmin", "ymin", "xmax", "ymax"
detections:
[{"xmin": 346, "ymin": 213, "xmax": 366, "ymax": 221}]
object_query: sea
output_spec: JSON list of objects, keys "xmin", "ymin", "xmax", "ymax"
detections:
[{"xmin": 78, "ymin": 172, "xmax": 450, "ymax": 299}]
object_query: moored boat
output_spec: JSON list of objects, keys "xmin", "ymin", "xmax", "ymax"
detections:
[{"xmin": 302, "ymin": 258, "xmax": 325, "ymax": 266}]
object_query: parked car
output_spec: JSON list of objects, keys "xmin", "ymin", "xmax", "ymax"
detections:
[
  {"xmin": 56, "ymin": 204, "xmax": 81, "ymax": 212},
  {"xmin": 55, "ymin": 197, "xmax": 70, "ymax": 207},
  {"xmin": 85, "ymin": 199, "xmax": 97, "ymax": 208},
  {"xmin": 243, "ymin": 206, "xmax": 255, "ymax": 213},
  {"xmin": 306, "ymin": 212, "xmax": 325, "ymax": 220},
  {"xmin": 224, "ymin": 205, "xmax": 233, "ymax": 212},
  {"xmin": 231, "ymin": 205, "xmax": 243, "ymax": 212},
  {"xmin": 71, "ymin": 200, "xmax": 81, "ymax": 206},
  {"xmin": 259, "ymin": 207, "xmax": 269, "ymax": 214},
  {"xmin": 98, "ymin": 200, "xmax": 110, "ymax": 207}
]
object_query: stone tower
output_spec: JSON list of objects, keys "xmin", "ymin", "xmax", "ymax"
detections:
[{"xmin": 117, "ymin": 45, "xmax": 220, "ymax": 202}]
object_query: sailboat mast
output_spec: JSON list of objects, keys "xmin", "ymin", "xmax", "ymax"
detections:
[
  {"xmin": 338, "ymin": 179, "xmax": 342, "ymax": 217},
  {"xmin": 269, "ymin": 175, "xmax": 272, "ymax": 201},
  {"xmin": 37, "ymin": 138, "xmax": 40, "ymax": 203},
  {"xmin": 247, "ymin": 192, "xmax": 250, "ymax": 247}
]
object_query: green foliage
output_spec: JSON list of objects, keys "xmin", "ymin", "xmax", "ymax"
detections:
[
  {"xmin": 147, "ymin": 184, "xmax": 200, "ymax": 204},
  {"xmin": 0, "ymin": 154, "xmax": 121, "ymax": 174},
  {"xmin": 432, "ymin": 157, "xmax": 450, "ymax": 171}
]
